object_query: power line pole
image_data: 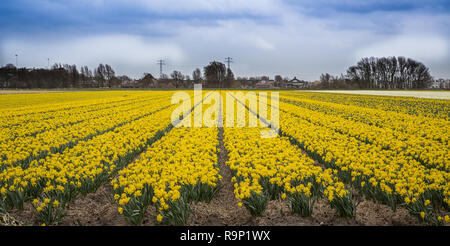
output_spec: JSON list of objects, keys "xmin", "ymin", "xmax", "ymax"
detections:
[
  {"xmin": 225, "ymin": 57, "xmax": 233, "ymax": 70},
  {"xmin": 15, "ymin": 54, "xmax": 19, "ymax": 86},
  {"xmin": 223, "ymin": 57, "xmax": 234, "ymax": 90},
  {"xmin": 157, "ymin": 59, "xmax": 166, "ymax": 78},
  {"xmin": 47, "ymin": 58, "xmax": 50, "ymax": 69}
]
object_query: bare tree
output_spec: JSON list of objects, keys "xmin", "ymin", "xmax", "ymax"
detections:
[
  {"xmin": 104, "ymin": 64, "xmax": 116, "ymax": 88},
  {"xmin": 344, "ymin": 56, "xmax": 432, "ymax": 89},
  {"xmin": 274, "ymin": 75, "xmax": 283, "ymax": 87},
  {"xmin": 320, "ymin": 73, "xmax": 331, "ymax": 88},
  {"xmin": 225, "ymin": 68, "xmax": 235, "ymax": 88},
  {"xmin": 192, "ymin": 68, "xmax": 202, "ymax": 83},
  {"xmin": 94, "ymin": 64, "xmax": 106, "ymax": 87},
  {"xmin": 203, "ymin": 61, "xmax": 226, "ymax": 88},
  {"xmin": 170, "ymin": 70, "xmax": 185, "ymax": 88}
]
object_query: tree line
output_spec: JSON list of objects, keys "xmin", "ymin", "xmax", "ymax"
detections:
[
  {"xmin": 0, "ymin": 63, "xmax": 129, "ymax": 89},
  {"xmin": 0, "ymin": 56, "xmax": 438, "ymax": 89},
  {"xmin": 318, "ymin": 56, "xmax": 433, "ymax": 89},
  {"xmin": 0, "ymin": 61, "xmax": 237, "ymax": 89}
]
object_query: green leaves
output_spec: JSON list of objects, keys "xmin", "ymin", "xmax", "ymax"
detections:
[
  {"xmin": 288, "ymin": 192, "xmax": 316, "ymax": 217},
  {"xmin": 120, "ymin": 186, "xmax": 154, "ymax": 226},
  {"xmin": 158, "ymin": 197, "xmax": 190, "ymax": 226},
  {"xmin": 329, "ymin": 192, "xmax": 356, "ymax": 218},
  {"xmin": 242, "ymin": 191, "xmax": 270, "ymax": 216}
]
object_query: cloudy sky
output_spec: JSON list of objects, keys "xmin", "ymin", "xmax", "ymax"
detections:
[{"xmin": 1, "ymin": 0, "xmax": 449, "ymax": 80}]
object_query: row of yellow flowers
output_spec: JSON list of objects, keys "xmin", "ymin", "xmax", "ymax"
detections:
[
  {"xmin": 0, "ymin": 95, "xmax": 173, "ymax": 169},
  {"xmin": 0, "ymin": 91, "xmax": 150, "ymax": 110},
  {"xmin": 0, "ymin": 94, "xmax": 163, "ymax": 142},
  {"xmin": 223, "ymin": 126, "xmax": 355, "ymax": 217},
  {"xmin": 279, "ymin": 102, "xmax": 449, "ymax": 225},
  {"xmin": 277, "ymin": 100, "xmax": 449, "ymax": 171},
  {"xmin": 112, "ymin": 92, "xmax": 220, "ymax": 225},
  {"xmin": 0, "ymin": 95, "xmax": 178, "ymax": 225},
  {"xmin": 283, "ymin": 91, "xmax": 449, "ymax": 119},
  {"xmin": 279, "ymin": 94, "xmax": 448, "ymax": 144},
  {"xmin": 1, "ymin": 90, "xmax": 447, "ymax": 226},
  {"xmin": 0, "ymin": 92, "xmax": 149, "ymax": 125},
  {"xmin": 112, "ymin": 126, "xmax": 221, "ymax": 225}
]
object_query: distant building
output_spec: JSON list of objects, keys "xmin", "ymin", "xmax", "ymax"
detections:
[
  {"xmin": 119, "ymin": 76, "xmax": 136, "ymax": 88},
  {"xmin": 310, "ymin": 80, "xmax": 321, "ymax": 88},
  {"xmin": 157, "ymin": 79, "xmax": 175, "ymax": 88},
  {"xmin": 238, "ymin": 79, "xmax": 258, "ymax": 88},
  {"xmin": 135, "ymin": 74, "xmax": 158, "ymax": 88},
  {"xmin": 230, "ymin": 80, "xmax": 241, "ymax": 88},
  {"xmin": 184, "ymin": 79, "xmax": 195, "ymax": 88},
  {"xmin": 432, "ymin": 79, "xmax": 450, "ymax": 89},
  {"xmin": 287, "ymin": 77, "xmax": 307, "ymax": 88},
  {"xmin": 255, "ymin": 79, "xmax": 274, "ymax": 88},
  {"xmin": 121, "ymin": 80, "xmax": 136, "ymax": 88}
]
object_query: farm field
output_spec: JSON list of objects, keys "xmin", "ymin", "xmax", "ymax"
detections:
[
  {"xmin": 0, "ymin": 90, "xmax": 449, "ymax": 226},
  {"xmin": 303, "ymin": 90, "xmax": 450, "ymax": 100}
]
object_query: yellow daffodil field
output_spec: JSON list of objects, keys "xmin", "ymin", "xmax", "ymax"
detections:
[{"xmin": 0, "ymin": 90, "xmax": 449, "ymax": 226}]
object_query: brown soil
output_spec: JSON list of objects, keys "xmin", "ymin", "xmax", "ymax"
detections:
[
  {"xmin": 60, "ymin": 184, "xmax": 128, "ymax": 226},
  {"xmin": 187, "ymin": 128, "xmax": 252, "ymax": 226},
  {"xmin": 3, "ymin": 189, "xmax": 423, "ymax": 226},
  {"xmin": 5, "ymin": 183, "xmax": 128, "ymax": 226}
]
